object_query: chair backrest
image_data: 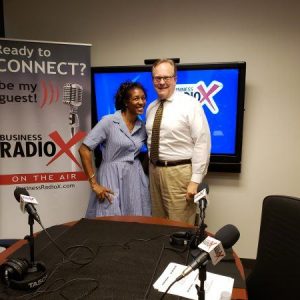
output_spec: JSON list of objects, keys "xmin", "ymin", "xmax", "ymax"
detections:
[{"xmin": 246, "ymin": 195, "xmax": 300, "ymax": 300}]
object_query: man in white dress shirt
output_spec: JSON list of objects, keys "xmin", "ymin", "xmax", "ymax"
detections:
[{"xmin": 146, "ymin": 59, "xmax": 211, "ymax": 224}]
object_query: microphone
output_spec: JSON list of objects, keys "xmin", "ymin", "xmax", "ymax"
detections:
[
  {"xmin": 177, "ymin": 224, "xmax": 240, "ymax": 281},
  {"xmin": 14, "ymin": 187, "xmax": 41, "ymax": 223},
  {"xmin": 189, "ymin": 182, "xmax": 209, "ymax": 249},
  {"xmin": 194, "ymin": 182, "xmax": 209, "ymax": 209},
  {"xmin": 198, "ymin": 182, "xmax": 209, "ymax": 194},
  {"xmin": 63, "ymin": 83, "xmax": 83, "ymax": 107},
  {"xmin": 63, "ymin": 83, "xmax": 83, "ymax": 136}
]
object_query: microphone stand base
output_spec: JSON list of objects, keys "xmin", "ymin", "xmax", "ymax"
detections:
[{"xmin": 25, "ymin": 261, "xmax": 48, "ymax": 290}]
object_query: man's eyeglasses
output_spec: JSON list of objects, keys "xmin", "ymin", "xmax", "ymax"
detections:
[{"xmin": 153, "ymin": 76, "xmax": 175, "ymax": 83}]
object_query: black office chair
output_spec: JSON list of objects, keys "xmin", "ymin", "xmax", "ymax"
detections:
[{"xmin": 246, "ymin": 195, "xmax": 300, "ymax": 300}]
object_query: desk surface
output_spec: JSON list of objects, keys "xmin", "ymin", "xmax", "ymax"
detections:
[{"xmin": 0, "ymin": 216, "xmax": 247, "ymax": 299}]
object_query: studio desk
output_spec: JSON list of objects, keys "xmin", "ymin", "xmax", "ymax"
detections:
[{"xmin": 0, "ymin": 216, "xmax": 248, "ymax": 299}]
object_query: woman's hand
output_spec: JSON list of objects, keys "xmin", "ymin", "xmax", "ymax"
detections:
[{"xmin": 91, "ymin": 182, "xmax": 114, "ymax": 203}]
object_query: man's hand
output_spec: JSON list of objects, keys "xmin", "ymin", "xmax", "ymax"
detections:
[{"xmin": 186, "ymin": 181, "xmax": 199, "ymax": 202}]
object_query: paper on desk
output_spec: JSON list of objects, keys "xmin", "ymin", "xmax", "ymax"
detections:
[{"xmin": 153, "ymin": 262, "xmax": 234, "ymax": 300}]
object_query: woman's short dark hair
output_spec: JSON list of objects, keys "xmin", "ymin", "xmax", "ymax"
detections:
[{"xmin": 115, "ymin": 81, "xmax": 147, "ymax": 111}]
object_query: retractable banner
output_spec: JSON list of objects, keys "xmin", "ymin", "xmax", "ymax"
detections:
[{"xmin": 0, "ymin": 38, "xmax": 91, "ymax": 236}]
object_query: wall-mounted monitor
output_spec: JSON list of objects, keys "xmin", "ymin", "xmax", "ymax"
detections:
[{"xmin": 91, "ymin": 62, "xmax": 246, "ymax": 172}]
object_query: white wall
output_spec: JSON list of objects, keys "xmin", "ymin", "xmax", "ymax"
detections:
[{"xmin": 2, "ymin": 0, "xmax": 300, "ymax": 258}]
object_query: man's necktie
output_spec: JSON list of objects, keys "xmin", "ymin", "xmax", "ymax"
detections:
[{"xmin": 150, "ymin": 100, "xmax": 165, "ymax": 165}]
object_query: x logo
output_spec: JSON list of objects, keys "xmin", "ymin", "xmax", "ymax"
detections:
[
  {"xmin": 214, "ymin": 245, "xmax": 225, "ymax": 259},
  {"xmin": 46, "ymin": 130, "xmax": 86, "ymax": 168},
  {"xmin": 197, "ymin": 81, "xmax": 222, "ymax": 114}
]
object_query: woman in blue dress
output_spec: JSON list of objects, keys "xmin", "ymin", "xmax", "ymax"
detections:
[{"xmin": 79, "ymin": 81, "xmax": 151, "ymax": 217}]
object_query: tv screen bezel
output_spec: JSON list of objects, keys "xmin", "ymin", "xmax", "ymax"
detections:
[{"xmin": 91, "ymin": 61, "xmax": 246, "ymax": 173}]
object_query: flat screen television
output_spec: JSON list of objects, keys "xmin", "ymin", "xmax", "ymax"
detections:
[{"xmin": 91, "ymin": 61, "xmax": 246, "ymax": 173}]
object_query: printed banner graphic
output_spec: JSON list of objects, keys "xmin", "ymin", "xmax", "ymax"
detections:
[{"xmin": 0, "ymin": 39, "xmax": 91, "ymax": 186}]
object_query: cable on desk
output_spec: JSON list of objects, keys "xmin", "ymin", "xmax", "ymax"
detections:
[
  {"xmin": 39, "ymin": 221, "xmax": 96, "ymax": 266},
  {"xmin": 143, "ymin": 243, "xmax": 165, "ymax": 299}
]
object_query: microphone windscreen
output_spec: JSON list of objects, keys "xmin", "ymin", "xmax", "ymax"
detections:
[
  {"xmin": 63, "ymin": 83, "xmax": 72, "ymax": 104},
  {"xmin": 215, "ymin": 224, "xmax": 240, "ymax": 249},
  {"xmin": 197, "ymin": 182, "xmax": 209, "ymax": 194},
  {"xmin": 14, "ymin": 187, "xmax": 29, "ymax": 202},
  {"xmin": 63, "ymin": 83, "xmax": 83, "ymax": 106}
]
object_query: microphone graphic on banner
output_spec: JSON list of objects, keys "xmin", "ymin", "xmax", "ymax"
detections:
[
  {"xmin": 63, "ymin": 83, "xmax": 83, "ymax": 171},
  {"xmin": 63, "ymin": 83, "xmax": 83, "ymax": 137}
]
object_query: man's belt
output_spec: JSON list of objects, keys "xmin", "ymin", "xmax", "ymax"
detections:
[{"xmin": 152, "ymin": 159, "xmax": 192, "ymax": 167}]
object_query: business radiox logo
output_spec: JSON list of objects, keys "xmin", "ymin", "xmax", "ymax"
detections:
[
  {"xmin": 176, "ymin": 80, "xmax": 222, "ymax": 114},
  {"xmin": 0, "ymin": 130, "xmax": 86, "ymax": 167}
]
